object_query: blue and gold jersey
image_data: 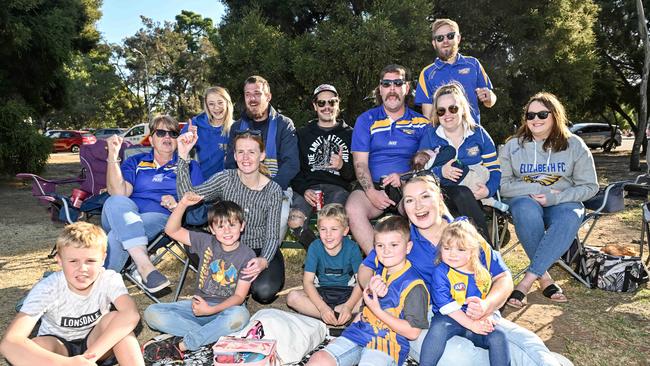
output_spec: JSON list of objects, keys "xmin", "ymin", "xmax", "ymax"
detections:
[
  {"xmin": 121, "ymin": 151, "xmax": 203, "ymax": 215},
  {"xmin": 342, "ymin": 260, "xmax": 429, "ymax": 366},
  {"xmin": 351, "ymin": 106, "xmax": 429, "ymax": 182},
  {"xmin": 415, "ymin": 53, "xmax": 493, "ymax": 124},
  {"xmin": 432, "ymin": 262, "xmax": 492, "ymax": 315}
]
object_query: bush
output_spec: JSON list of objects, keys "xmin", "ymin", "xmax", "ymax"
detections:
[{"xmin": 0, "ymin": 100, "xmax": 52, "ymax": 176}]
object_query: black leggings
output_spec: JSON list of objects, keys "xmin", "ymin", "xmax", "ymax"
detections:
[
  {"xmin": 251, "ymin": 248, "xmax": 285, "ymax": 304},
  {"xmin": 441, "ymin": 185, "xmax": 491, "ymax": 243}
]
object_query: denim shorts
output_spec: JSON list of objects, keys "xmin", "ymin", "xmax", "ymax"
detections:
[{"xmin": 323, "ymin": 336, "xmax": 396, "ymax": 366}]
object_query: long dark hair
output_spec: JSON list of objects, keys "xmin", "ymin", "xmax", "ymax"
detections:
[{"xmin": 514, "ymin": 92, "xmax": 571, "ymax": 152}]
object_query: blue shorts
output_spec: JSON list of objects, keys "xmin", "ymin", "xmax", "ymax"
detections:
[
  {"xmin": 43, "ymin": 331, "xmax": 117, "ymax": 366},
  {"xmin": 323, "ymin": 336, "xmax": 396, "ymax": 366}
]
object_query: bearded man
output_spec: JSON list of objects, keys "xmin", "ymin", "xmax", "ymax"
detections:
[{"xmin": 415, "ymin": 19, "xmax": 496, "ymax": 124}]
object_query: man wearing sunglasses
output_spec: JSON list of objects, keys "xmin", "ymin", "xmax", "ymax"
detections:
[
  {"xmin": 288, "ymin": 84, "xmax": 355, "ymax": 247},
  {"xmin": 226, "ymin": 75, "xmax": 299, "ymax": 240},
  {"xmin": 346, "ymin": 65, "xmax": 429, "ymax": 254},
  {"xmin": 415, "ymin": 18, "xmax": 496, "ymax": 124}
]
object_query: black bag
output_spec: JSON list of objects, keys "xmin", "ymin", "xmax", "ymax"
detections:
[{"xmin": 578, "ymin": 246, "xmax": 649, "ymax": 292}]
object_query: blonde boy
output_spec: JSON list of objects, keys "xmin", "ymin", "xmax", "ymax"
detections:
[
  {"xmin": 307, "ymin": 215, "xmax": 429, "ymax": 366},
  {"xmin": 0, "ymin": 222, "xmax": 143, "ymax": 366},
  {"xmin": 287, "ymin": 203, "xmax": 363, "ymax": 326}
]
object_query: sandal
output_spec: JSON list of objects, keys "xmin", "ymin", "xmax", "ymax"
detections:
[
  {"xmin": 506, "ymin": 289, "xmax": 527, "ymax": 309},
  {"xmin": 542, "ymin": 283, "xmax": 568, "ymax": 303}
]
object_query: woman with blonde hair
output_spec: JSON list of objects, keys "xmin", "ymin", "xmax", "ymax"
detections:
[
  {"xmin": 501, "ymin": 92, "xmax": 598, "ymax": 307},
  {"xmin": 417, "ymin": 82, "xmax": 501, "ymax": 242},
  {"xmin": 182, "ymin": 86, "xmax": 235, "ymax": 179},
  {"xmin": 176, "ymin": 129, "xmax": 285, "ymax": 304}
]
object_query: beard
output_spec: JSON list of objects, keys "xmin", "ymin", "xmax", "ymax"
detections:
[
  {"xmin": 437, "ymin": 44, "xmax": 459, "ymax": 61},
  {"xmin": 246, "ymin": 105, "xmax": 267, "ymax": 121}
]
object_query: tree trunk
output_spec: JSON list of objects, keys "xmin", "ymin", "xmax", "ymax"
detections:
[{"xmin": 632, "ymin": 0, "xmax": 650, "ymax": 171}]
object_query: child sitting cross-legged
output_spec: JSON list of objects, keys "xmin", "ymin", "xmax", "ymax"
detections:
[
  {"xmin": 286, "ymin": 203, "xmax": 363, "ymax": 326},
  {"xmin": 142, "ymin": 192, "xmax": 256, "ymax": 363},
  {"xmin": 0, "ymin": 222, "xmax": 143, "ymax": 366},
  {"xmin": 307, "ymin": 215, "xmax": 430, "ymax": 366},
  {"xmin": 419, "ymin": 218, "xmax": 510, "ymax": 366}
]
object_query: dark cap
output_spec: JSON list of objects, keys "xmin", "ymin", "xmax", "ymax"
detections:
[{"xmin": 313, "ymin": 84, "xmax": 338, "ymax": 98}]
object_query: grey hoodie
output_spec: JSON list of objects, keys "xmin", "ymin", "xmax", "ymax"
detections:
[{"xmin": 500, "ymin": 134, "xmax": 598, "ymax": 206}]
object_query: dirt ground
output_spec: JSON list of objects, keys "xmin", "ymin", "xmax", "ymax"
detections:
[{"xmin": 1, "ymin": 147, "xmax": 649, "ymax": 366}]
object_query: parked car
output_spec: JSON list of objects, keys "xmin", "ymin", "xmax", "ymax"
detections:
[
  {"xmin": 94, "ymin": 128, "xmax": 126, "ymax": 140},
  {"xmin": 48, "ymin": 130, "xmax": 97, "ymax": 153},
  {"xmin": 570, "ymin": 123, "xmax": 622, "ymax": 152},
  {"xmin": 44, "ymin": 129, "xmax": 65, "ymax": 138}
]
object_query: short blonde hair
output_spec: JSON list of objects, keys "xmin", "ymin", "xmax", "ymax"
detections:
[
  {"xmin": 432, "ymin": 18, "xmax": 460, "ymax": 37},
  {"xmin": 317, "ymin": 203, "xmax": 349, "ymax": 228},
  {"xmin": 56, "ymin": 222, "xmax": 107, "ymax": 254}
]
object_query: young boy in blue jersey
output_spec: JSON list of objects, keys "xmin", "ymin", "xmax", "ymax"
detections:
[
  {"xmin": 286, "ymin": 203, "xmax": 363, "ymax": 326},
  {"xmin": 142, "ymin": 192, "xmax": 255, "ymax": 362},
  {"xmin": 419, "ymin": 219, "xmax": 510, "ymax": 366},
  {"xmin": 307, "ymin": 215, "xmax": 429, "ymax": 366}
]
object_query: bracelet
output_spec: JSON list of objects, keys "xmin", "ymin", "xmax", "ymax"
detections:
[{"xmin": 107, "ymin": 158, "xmax": 121, "ymax": 163}]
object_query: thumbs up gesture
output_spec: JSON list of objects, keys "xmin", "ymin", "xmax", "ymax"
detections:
[{"xmin": 328, "ymin": 146, "xmax": 344, "ymax": 170}]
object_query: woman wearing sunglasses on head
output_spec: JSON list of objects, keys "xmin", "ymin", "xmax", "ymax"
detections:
[
  {"xmin": 176, "ymin": 129, "xmax": 285, "ymax": 304},
  {"xmin": 102, "ymin": 115, "xmax": 204, "ymax": 293},
  {"xmin": 416, "ymin": 82, "xmax": 501, "ymax": 243},
  {"xmin": 501, "ymin": 92, "xmax": 598, "ymax": 307},
  {"xmin": 182, "ymin": 86, "xmax": 235, "ymax": 180}
]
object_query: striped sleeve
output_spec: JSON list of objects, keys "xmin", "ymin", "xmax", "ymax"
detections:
[
  {"xmin": 479, "ymin": 128, "xmax": 501, "ymax": 197},
  {"xmin": 177, "ymin": 157, "xmax": 227, "ymax": 202}
]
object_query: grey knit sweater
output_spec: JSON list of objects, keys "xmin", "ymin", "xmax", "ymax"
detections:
[{"xmin": 177, "ymin": 158, "xmax": 283, "ymax": 261}]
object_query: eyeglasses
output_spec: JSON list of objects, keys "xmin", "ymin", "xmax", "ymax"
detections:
[
  {"xmin": 525, "ymin": 111, "xmax": 551, "ymax": 120},
  {"xmin": 234, "ymin": 128, "xmax": 262, "ymax": 136},
  {"xmin": 316, "ymin": 99, "xmax": 339, "ymax": 108},
  {"xmin": 436, "ymin": 105, "xmax": 459, "ymax": 117},
  {"xmin": 153, "ymin": 129, "xmax": 180, "ymax": 138},
  {"xmin": 380, "ymin": 79, "xmax": 406, "ymax": 88},
  {"xmin": 434, "ymin": 31, "xmax": 456, "ymax": 43}
]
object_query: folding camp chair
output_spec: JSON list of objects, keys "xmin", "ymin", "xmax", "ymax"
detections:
[
  {"xmin": 495, "ymin": 181, "xmax": 628, "ymax": 287},
  {"xmin": 622, "ymin": 174, "xmax": 650, "ymax": 264}
]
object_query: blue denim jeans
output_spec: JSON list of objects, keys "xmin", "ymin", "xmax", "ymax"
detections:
[
  {"xmin": 143, "ymin": 300, "xmax": 250, "ymax": 351},
  {"xmin": 508, "ymin": 196, "xmax": 584, "ymax": 277},
  {"xmin": 323, "ymin": 336, "xmax": 396, "ymax": 366},
  {"xmin": 419, "ymin": 314, "xmax": 510, "ymax": 366},
  {"xmin": 101, "ymin": 195, "xmax": 169, "ymax": 272},
  {"xmin": 409, "ymin": 312, "xmax": 562, "ymax": 366}
]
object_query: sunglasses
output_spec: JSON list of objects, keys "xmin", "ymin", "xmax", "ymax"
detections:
[
  {"xmin": 400, "ymin": 169, "xmax": 437, "ymax": 182},
  {"xmin": 434, "ymin": 31, "xmax": 456, "ymax": 43},
  {"xmin": 235, "ymin": 128, "xmax": 262, "ymax": 136},
  {"xmin": 153, "ymin": 129, "xmax": 180, "ymax": 138},
  {"xmin": 380, "ymin": 79, "xmax": 406, "ymax": 88},
  {"xmin": 316, "ymin": 99, "xmax": 339, "ymax": 108},
  {"xmin": 526, "ymin": 111, "xmax": 551, "ymax": 120},
  {"xmin": 436, "ymin": 105, "xmax": 459, "ymax": 117}
]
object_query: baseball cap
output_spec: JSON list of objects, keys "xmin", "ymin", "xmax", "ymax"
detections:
[{"xmin": 313, "ymin": 84, "xmax": 338, "ymax": 98}]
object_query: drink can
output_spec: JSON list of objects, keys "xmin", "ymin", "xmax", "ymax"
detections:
[{"xmin": 314, "ymin": 190, "xmax": 324, "ymax": 211}]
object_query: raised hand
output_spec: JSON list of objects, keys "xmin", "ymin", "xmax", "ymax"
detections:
[
  {"xmin": 177, "ymin": 122, "xmax": 198, "ymax": 159},
  {"xmin": 179, "ymin": 191, "xmax": 204, "ymax": 206},
  {"xmin": 106, "ymin": 134, "xmax": 124, "ymax": 161}
]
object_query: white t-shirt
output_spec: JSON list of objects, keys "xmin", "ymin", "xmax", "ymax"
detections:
[{"xmin": 20, "ymin": 269, "xmax": 128, "ymax": 340}]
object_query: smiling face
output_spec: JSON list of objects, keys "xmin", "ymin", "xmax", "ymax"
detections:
[
  {"xmin": 374, "ymin": 231, "xmax": 412, "ymax": 273},
  {"xmin": 56, "ymin": 246, "xmax": 105, "ymax": 295},
  {"xmin": 402, "ymin": 180, "xmax": 444, "ymax": 230},
  {"xmin": 317, "ymin": 217, "xmax": 349, "ymax": 254},
  {"xmin": 206, "ymin": 92, "xmax": 228, "ymax": 125},
  {"xmin": 379, "ymin": 71, "xmax": 409, "ymax": 114},
  {"xmin": 432, "ymin": 24, "xmax": 460, "ymax": 61},
  {"xmin": 436, "ymin": 93, "xmax": 463, "ymax": 132},
  {"xmin": 148, "ymin": 119, "xmax": 178, "ymax": 155},
  {"xmin": 234, "ymin": 137, "xmax": 265, "ymax": 174},
  {"xmin": 313, "ymin": 91, "xmax": 340, "ymax": 125},
  {"xmin": 526, "ymin": 100, "xmax": 554, "ymax": 140},
  {"xmin": 211, "ymin": 218, "xmax": 244, "ymax": 250},
  {"xmin": 244, "ymin": 82, "xmax": 271, "ymax": 121},
  {"xmin": 439, "ymin": 240, "xmax": 472, "ymax": 272}
]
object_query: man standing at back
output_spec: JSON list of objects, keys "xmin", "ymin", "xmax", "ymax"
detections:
[
  {"xmin": 415, "ymin": 18, "xmax": 496, "ymax": 124},
  {"xmin": 226, "ymin": 75, "xmax": 299, "ymax": 240}
]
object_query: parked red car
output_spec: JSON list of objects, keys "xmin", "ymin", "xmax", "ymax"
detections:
[{"xmin": 48, "ymin": 130, "xmax": 97, "ymax": 153}]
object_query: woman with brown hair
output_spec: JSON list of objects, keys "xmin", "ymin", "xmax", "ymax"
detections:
[
  {"xmin": 501, "ymin": 92, "xmax": 598, "ymax": 307},
  {"xmin": 176, "ymin": 129, "xmax": 284, "ymax": 304}
]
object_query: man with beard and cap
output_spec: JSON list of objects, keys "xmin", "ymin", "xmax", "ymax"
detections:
[
  {"xmin": 415, "ymin": 18, "xmax": 496, "ymax": 124},
  {"xmin": 345, "ymin": 65, "xmax": 429, "ymax": 254},
  {"xmin": 226, "ymin": 75, "xmax": 299, "ymax": 241},
  {"xmin": 287, "ymin": 84, "xmax": 355, "ymax": 248}
]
